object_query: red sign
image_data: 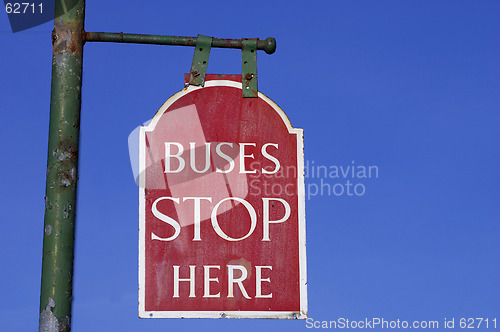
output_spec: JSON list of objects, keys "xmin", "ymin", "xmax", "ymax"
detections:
[{"xmin": 138, "ymin": 75, "xmax": 307, "ymax": 319}]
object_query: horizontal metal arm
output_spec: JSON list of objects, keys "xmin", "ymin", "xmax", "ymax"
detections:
[{"xmin": 84, "ymin": 31, "xmax": 276, "ymax": 54}]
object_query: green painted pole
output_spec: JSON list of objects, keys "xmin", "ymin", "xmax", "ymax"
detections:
[
  {"xmin": 39, "ymin": 1, "xmax": 85, "ymax": 331},
  {"xmin": 85, "ymin": 32, "xmax": 277, "ymax": 54}
]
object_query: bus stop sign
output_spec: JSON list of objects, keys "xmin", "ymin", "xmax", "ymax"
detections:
[{"xmin": 138, "ymin": 75, "xmax": 307, "ymax": 319}]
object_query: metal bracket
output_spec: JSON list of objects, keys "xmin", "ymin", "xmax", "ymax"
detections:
[
  {"xmin": 242, "ymin": 38, "xmax": 258, "ymax": 98},
  {"xmin": 189, "ymin": 34, "xmax": 212, "ymax": 86}
]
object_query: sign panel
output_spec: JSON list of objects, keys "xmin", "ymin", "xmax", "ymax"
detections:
[{"xmin": 139, "ymin": 75, "xmax": 307, "ymax": 319}]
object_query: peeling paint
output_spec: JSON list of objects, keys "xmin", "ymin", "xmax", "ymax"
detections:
[
  {"xmin": 227, "ymin": 258, "xmax": 252, "ymax": 279},
  {"xmin": 58, "ymin": 151, "xmax": 71, "ymax": 161},
  {"xmin": 63, "ymin": 204, "xmax": 72, "ymax": 219},
  {"xmin": 60, "ymin": 167, "xmax": 76, "ymax": 187},
  {"xmin": 39, "ymin": 297, "xmax": 58, "ymax": 332},
  {"xmin": 54, "ymin": 53, "xmax": 69, "ymax": 76},
  {"xmin": 45, "ymin": 225, "xmax": 52, "ymax": 235},
  {"xmin": 69, "ymin": 167, "xmax": 76, "ymax": 180},
  {"xmin": 45, "ymin": 196, "xmax": 53, "ymax": 210}
]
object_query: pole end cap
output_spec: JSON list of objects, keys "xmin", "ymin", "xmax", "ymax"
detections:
[{"xmin": 263, "ymin": 37, "xmax": 276, "ymax": 54}]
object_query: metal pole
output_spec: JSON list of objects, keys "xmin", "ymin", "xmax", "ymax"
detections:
[
  {"xmin": 85, "ymin": 32, "xmax": 277, "ymax": 54},
  {"xmin": 39, "ymin": 1, "xmax": 85, "ymax": 331}
]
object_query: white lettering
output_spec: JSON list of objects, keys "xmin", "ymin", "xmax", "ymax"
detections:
[
  {"xmin": 152, "ymin": 197, "xmax": 291, "ymax": 242},
  {"xmin": 182, "ymin": 197, "xmax": 212, "ymax": 241},
  {"xmin": 164, "ymin": 142, "xmax": 185, "ymax": 173},
  {"xmin": 189, "ymin": 142, "xmax": 211, "ymax": 173},
  {"xmin": 203, "ymin": 265, "xmax": 221, "ymax": 298},
  {"xmin": 151, "ymin": 197, "xmax": 181, "ymax": 241},
  {"xmin": 227, "ymin": 265, "xmax": 251, "ymax": 299},
  {"xmin": 239, "ymin": 143, "xmax": 257, "ymax": 174},
  {"xmin": 255, "ymin": 266, "xmax": 272, "ymax": 298},
  {"xmin": 262, "ymin": 198, "xmax": 291, "ymax": 241},
  {"xmin": 173, "ymin": 265, "xmax": 196, "ymax": 298},
  {"xmin": 211, "ymin": 197, "xmax": 257, "ymax": 241},
  {"xmin": 215, "ymin": 142, "xmax": 235, "ymax": 173},
  {"xmin": 261, "ymin": 143, "xmax": 280, "ymax": 174}
]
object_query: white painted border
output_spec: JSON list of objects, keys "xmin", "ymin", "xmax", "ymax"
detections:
[{"xmin": 138, "ymin": 80, "xmax": 307, "ymax": 319}]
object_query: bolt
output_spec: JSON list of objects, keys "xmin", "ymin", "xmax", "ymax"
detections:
[
  {"xmin": 245, "ymin": 73, "xmax": 254, "ymax": 80},
  {"xmin": 192, "ymin": 70, "xmax": 200, "ymax": 77}
]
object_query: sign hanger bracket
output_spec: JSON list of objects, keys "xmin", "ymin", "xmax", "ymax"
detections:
[
  {"xmin": 189, "ymin": 34, "xmax": 212, "ymax": 86},
  {"xmin": 242, "ymin": 38, "xmax": 258, "ymax": 98}
]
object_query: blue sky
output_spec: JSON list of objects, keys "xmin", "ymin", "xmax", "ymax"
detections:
[{"xmin": 1, "ymin": 1, "xmax": 499, "ymax": 331}]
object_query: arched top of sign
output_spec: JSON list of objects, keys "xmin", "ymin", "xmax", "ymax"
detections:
[{"xmin": 144, "ymin": 80, "xmax": 302, "ymax": 136}]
